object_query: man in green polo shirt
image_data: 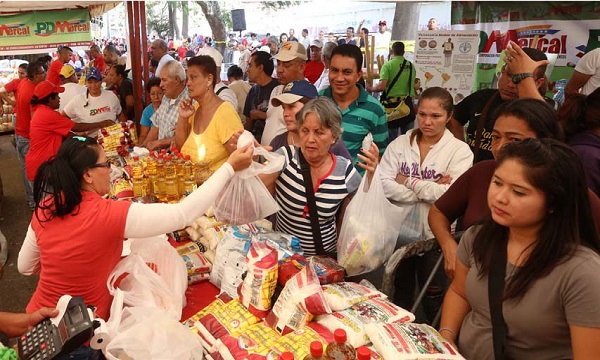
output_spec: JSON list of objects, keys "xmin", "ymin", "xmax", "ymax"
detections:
[
  {"xmin": 368, "ymin": 41, "xmax": 415, "ymax": 140},
  {"xmin": 320, "ymin": 44, "xmax": 388, "ymax": 174}
]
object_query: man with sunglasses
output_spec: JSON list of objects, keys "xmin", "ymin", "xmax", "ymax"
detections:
[{"xmin": 447, "ymin": 43, "xmax": 552, "ymax": 162}]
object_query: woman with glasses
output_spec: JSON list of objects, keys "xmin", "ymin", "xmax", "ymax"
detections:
[
  {"xmin": 62, "ymin": 67, "xmax": 123, "ymax": 138},
  {"xmin": 139, "ymin": 77, "xmax": 163, "ymax": 146},
  {"xmin": 17, "ymin": 136, "xmax": 253, "ymax": 338},
  {"xmin": 25, "ymin": 81, "xmax": 114, "ymax": 184}
]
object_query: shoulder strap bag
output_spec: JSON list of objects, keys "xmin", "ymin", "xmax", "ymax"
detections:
[
  {"xmin": 488, "ymin": 237, "xmax": 509, "ymax": 360},
  {"xmin": 298, "ymin": 149, "xmax": 326, "ymax": 256},
  {"xmin": 381, "ymin": 59, "xmax": 407, "ymax": 101}
]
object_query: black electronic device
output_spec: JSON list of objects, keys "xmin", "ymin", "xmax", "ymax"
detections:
[{"xmin": 18, "ymin": 296, "xmax": 94, "ymax": 360}]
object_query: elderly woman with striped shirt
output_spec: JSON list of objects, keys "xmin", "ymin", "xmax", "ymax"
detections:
[{"xmin": 261, "ymin": 96, "xmax": 379, "ymax": 256}]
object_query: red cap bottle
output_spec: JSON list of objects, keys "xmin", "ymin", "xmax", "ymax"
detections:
[
  {"xmin": 279, "ymin": 352, "xmax": 294, "ymax": 360},
  {"xmin": 356, "ymin": 346, "xmax": 371, "ymax": 360}
]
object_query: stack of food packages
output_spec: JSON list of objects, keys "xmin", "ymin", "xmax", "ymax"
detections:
[
  {"xmin": 97, "ymin": 121, "xmax": 138, "ymax": 158},
  {"xmin": 175, "ymin": 211, "xmax": 465, "ymax": 360}
]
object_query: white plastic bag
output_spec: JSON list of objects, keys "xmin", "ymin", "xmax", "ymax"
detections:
[
  {"xmin": 338, "ymin": 168, "xmax": 407, "ymax": 276},
  {"xmin": 107, "ymin": 236, "xmax": 188, "ymax": 320},
  {"xmin": 104, "ymin": 307, "xmax": 204, "ymax": 360},
  {"xmin": 214, "ymin": 143, "xmax": 284, "ymax": 225}
]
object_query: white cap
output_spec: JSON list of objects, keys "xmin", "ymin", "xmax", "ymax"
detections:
[{"xmin": 198, "ymin": 46, "xmax": 223, "ymax": 67}]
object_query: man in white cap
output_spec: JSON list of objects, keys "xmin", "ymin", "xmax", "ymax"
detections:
[
  {"xmin": 197, "ymin": 46, "xmax": 238, "ymax": 110},
  {"xmin": 58, "ymin": 64, "xmax": 85, "ymax": 113},
  {"xmin": 305, "ymin": 39, "xmax": 325, "ymax": 84},
  {"xmin": 261, "ymin": 41, "xmax": 308, "ymax": 146}
]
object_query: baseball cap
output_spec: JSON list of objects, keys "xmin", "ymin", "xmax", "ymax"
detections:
[
  {"xmin": 272, "ymin": 41, "xmax": 307, "ymax": 61},
  {"xmin": 60, "ymin": 64, "xmax": 76, "ymax": 79},
  {"xmin": 198, "ymin": 46, "xmax": 223, "ymax": 67},
  {"xmin": 86, "ymin": 67, "xmax": 102, "ymax": 81},
  {"xmin": 310, "ymin": 39, "xmax": 323, "ymax": 49},
  {"xmin": 33, "ymin": 80, "xmax": 65, "ymax": 99},
  {"xmin": 379, "ymin": 20, "xmax": 387, "ymax": 26},
  {"xmin": 271, "ymin": 80, "xmax": 318, "ymax": 107}
]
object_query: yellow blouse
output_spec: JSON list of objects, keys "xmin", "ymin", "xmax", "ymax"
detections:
[{"xmin": 180, "ymin": 102, "xmax": 244, "ymax": 171}]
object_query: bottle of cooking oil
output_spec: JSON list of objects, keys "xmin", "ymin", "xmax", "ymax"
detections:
[
  {"xmin": 165, "ymin": 155, "xmax": 179, "ymax": 203},
  {"xmin": 325, "ymin": 329, "xmax": 356, "ymax": 360},
  {"xmin": 131, "ymin": 156, "xmax": 145, "ymax": 198},
  {"xmin": 146, "ymin": 152, "xmax": 157, "ymax": 177}
]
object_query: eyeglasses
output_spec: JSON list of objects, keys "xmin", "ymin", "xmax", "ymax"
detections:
[{"xmin": 90, "ymin": 160, "xmax": 112, "ymax": 169}]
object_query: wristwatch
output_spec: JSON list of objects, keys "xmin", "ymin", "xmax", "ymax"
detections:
[{"xmin": 512, "ymin": 73, "xmax": 533, "ymax": 84}]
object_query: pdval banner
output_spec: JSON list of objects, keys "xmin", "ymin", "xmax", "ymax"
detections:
[
  {"xmin": 450, "ymin": 1, "xmax": 600, "ymax": 94},
  {"xmin": 0, "ymin": 9, "xmax": 91, "ymax": 55}
]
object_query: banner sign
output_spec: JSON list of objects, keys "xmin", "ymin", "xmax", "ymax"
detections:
[
  {"xmin": 450, "ymin": 1, "xmax": 600, "ymax": 93},
  {"xmin": 414, "ymin": 31, "xmax": 480, "ymax": 103},
  {"xmin": 0, "ymin": 9, "xmax": 91, "ymax": 55}
]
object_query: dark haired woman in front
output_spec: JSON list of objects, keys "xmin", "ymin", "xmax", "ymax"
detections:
[
  {"xmin": 106, "ymin": 64, "xmax": 134, "ymax": 120},
  {"xmin": 18, "ymin": 137, "xmax": 252, "ymax": 335},
  {"xmin": 379, "ymin": 86, "xmax": 473, "ymax": 320},
  {"xmin": 559, "ymin": 87, "xmax": 600, "ymax": 197},
  {"xmin": 430, "ymin": 98, "xmax": 567, "ymax": 281},
  {"xmin": 440, "ymin": 138, "xmax": 600, "ymax": 358},
  {"xmin": 25, "ymin": 81, "xmax": 114, "ymax": 184},
  {"xmin": 176, "ymin": 55, "xmax": 244, "ymax": 171}
]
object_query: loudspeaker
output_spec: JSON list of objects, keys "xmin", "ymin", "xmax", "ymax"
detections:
[{"xmin": 231, "ymin": 9, "xmax": 246, "ymax": 32}]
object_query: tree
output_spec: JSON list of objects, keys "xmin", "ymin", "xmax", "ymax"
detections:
[
  {"xmin": 391, "ymin": 2, "xmax": 421, "ymax": 41},
  {"xmin": 146, "ymin": 1, "xmax": 170, "ymax": 38},
  {"xmin": 168, "ymin": 2, "xmax": 181, "ymax": 40},
  {"xmin": 181, "ymin": 2, "xmax": 189, "ymax": 39}
]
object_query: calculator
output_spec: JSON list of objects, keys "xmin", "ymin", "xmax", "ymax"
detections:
[{"xmin": 18, "ymin": 296, "xmax": 94, "ymax": 360}]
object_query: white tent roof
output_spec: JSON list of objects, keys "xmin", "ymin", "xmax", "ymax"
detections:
[{"xmin": 0, "ymin": 1, "xmax": 120, "ymax": 17}]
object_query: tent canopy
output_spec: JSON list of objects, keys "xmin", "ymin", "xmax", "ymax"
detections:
[{"xmin": 0, "ymin": 1, "xmax": 120, "ymax": 17}]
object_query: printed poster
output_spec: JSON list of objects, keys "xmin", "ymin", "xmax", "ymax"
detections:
[{"xmin": 414, "ymin": 30, "xmax": 480, "ymax": 103}]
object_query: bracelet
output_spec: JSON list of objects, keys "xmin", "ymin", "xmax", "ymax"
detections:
[{"xmin": 439, "ymin": 327, "xmax": 457, "ymax": 339}]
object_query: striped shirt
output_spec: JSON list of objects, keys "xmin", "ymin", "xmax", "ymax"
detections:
[
  {"xmin": 320, "ymin": 84, "xmax": 389, "ymax": 174},
  {"xmin": 274, "ymin": 145, "xmax": 362, "ymax": 255},
  {"xmin": 150, "ymin": 87, "xmax": 189, "ymax": 140}
]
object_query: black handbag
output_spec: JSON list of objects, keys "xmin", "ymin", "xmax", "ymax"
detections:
[{"xmin": 380, "ymin": 59, "xmax": 415, "ymax": 128}]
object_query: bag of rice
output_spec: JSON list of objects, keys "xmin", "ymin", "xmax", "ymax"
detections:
[
  {"xmin": 195, "ymin": 294, "xmax": 261, "ymax": 351},
  {"xmin": 238, "ymin": 240, "xmax": 279, "ymax": 318},
  {"xmin": 322, "ymin": 282, "xmax": 387, "ymax": 311},
  {"xmin": 265, "ymin": 258, "xmax": 331, "ymax": 335},
  {"xmin": 316, "ymin": 297, "xmax": 415, "ymax": 347},
  {"xmin": 278, "ymin": 255, "xmax": 345, "ymax": 287},
  {"xmin": 365, "ymin": 322, "xmax": 465, "ymax": 360}
]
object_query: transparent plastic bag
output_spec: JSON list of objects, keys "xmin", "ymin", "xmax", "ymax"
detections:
[
  {"xmin": 214, "ymin": 145, "xmax": 284, "ymax": 225},
  {"xmin": 338, "ymin": 168, "xmax": 407, "ymax": 276},
  {"xmin": 107, "ymin": 236, "xmax": 187, "ymax": 320}
]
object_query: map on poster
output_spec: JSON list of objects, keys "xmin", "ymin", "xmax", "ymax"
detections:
[{"xmin": 414, "ymin": 31, "xmax": 480, "ymax": 103}]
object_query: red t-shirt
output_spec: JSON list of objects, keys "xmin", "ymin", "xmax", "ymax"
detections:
[
  {"xmin": 305, "ymin": 60, "xmax": 325, "ymax": 84},
  {"xmin": 25, "ymin": 105, "xmax": 74, "ymax": 180},
  {"xmin": 92, "ymin": 54, "xmax": 107, "ymax": 74},
  {"xmin": 4, "ymin": 77, "xmax": 22, "ymax": 94},
  {"xmin": 47, "ymin": 60, "xmax": 64, "ymax": 86},
  {"xmin": 15, "ymin": 79, "xmax": 37, "ymax": 138},
  {"xmin": 28, "ymin": 192, "xmax": 132, "ymax": 320}
]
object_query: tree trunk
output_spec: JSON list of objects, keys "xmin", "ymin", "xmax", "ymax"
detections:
[
  {"xmin": 182, "ymin": 2, "xmax": 189, "ymax": 39},
  {"xmin": 392, "ymin": 2, "xmax": 421, "ymax": 41},
  {"xmin": 196, "ymin": 1, "xmax": 227, "ymax": 54},
  {"xmin": 167, "ymin": 2, "xmax": 175, "ymax": 39}
]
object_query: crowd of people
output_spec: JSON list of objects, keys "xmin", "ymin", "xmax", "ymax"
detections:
[{"xmin": 0, "ymin": 17, "xmax": 599, "ymax": 359}]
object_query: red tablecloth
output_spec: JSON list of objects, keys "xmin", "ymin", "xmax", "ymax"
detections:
[{"xmin": 169, "ymin": 237, "xmax": 221, "ymax": 321}]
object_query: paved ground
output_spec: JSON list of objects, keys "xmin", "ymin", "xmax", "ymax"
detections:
[{"xmin": 0, "ymin": 134, "xmax": 38, "ymax": 312}]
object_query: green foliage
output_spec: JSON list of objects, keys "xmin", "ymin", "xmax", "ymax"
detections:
[
  {"xmin": 260, "ymin": 1, "xmax": 301, "ymax": 11},
  {"xmin": 145, "ymin": 1, "xmax": 170, "ymax": 37}
]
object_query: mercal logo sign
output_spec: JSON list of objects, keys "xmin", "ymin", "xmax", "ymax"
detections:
[
  {"xmin": 481, "ymin": 25, "xmax": 567, "ymax": 54},
  {"xmin": 0, "ymin": 22, "xmax": 31, "ymax": 37},
  {"xmin": 35, "ymin": 19, "xmax": 89, "ymax": 37}
]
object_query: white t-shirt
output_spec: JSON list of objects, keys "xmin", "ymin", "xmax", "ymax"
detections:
[
  {"xmin": 63, "ymin": 90, "xmax": 121, "ymax": 137},
  {"xmin": 214, "ymin": 83, "xmax": 238, "ymax": 111},
  {"xmin": 574, "ymin": 47, "xmax": 600, "ymax": 95},
  {"xmin": 59, "ymin": 83, "xmax": 86, "ymax": 113},
  {"xmin": 374, "ymin": 31, "xmax": 392, "ymax": 65},
  {"xmin": 261, "ymin": 85, "xmax": 285, "ymax": 146}
]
